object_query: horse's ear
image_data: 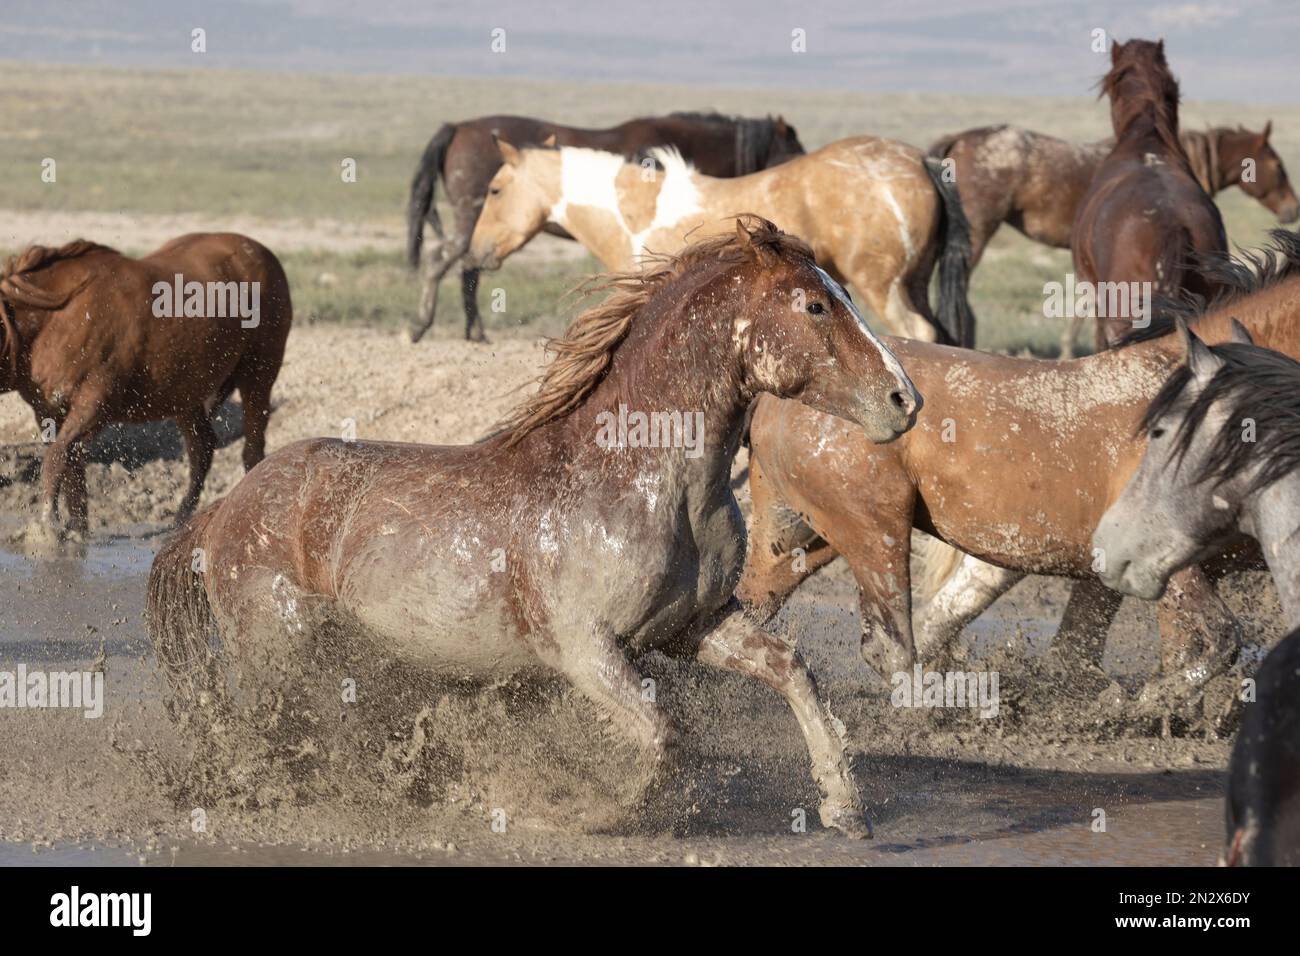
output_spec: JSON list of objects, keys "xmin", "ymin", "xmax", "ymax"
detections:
[
  {"xmin": 1229, "ymin": 319, "xmax": 1254, "ymax": 345},
  {"xmin": 1261, "ymin": 120, "xmax": 1273, "ymax": 144},
  {"xmin": 495, "ymin": 137, "xmax": 522, "ymax": 166},
  {"xmin": 540, "ymin": 134, "xmax": 557, "ymax": 148},
  {"xmin": 735, "ymin": 218, "xmax": 778, "ymax": 265},
  {"xmin": 1178, "ymin": 318, "xmax": 1223, "ymax": 383},
  {"xmin": 1110, "ymin": 39, "xmax": 1122, "ymax": 63}
]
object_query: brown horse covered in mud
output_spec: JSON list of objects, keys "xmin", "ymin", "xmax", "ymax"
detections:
[
  {"xmin": 737, "ymin": 230, "xmax": 1300, "ymax": 721},
  {"xmin": 0, "ymin": 234, "xmax": 292, "ymax": 541},
  {"xmin": 148, "ymin": 219, "xmax": 920, "ymax": 837},
  {"xmin": 406, "ymin": 112, "xmax": 804, "ymax": 342},
  {"xmin": 1071, "ymin": 39, "xmax": 1228, "ymax": 352},
  {"xmin": 467, "ymin": 137, "xmax": 975, "ymax": 345}
]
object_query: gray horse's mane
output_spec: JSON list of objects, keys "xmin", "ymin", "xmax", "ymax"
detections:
[
  {"xmin": 1119, "ymin": 228, "xmax": 1300, "ymax": 346},
  {"xmin": 1141, "ymin": 340, "xmax": 1300, "ymax": 495}
]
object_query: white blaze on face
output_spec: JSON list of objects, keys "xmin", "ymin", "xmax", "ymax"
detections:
[{"xmin": 813, "ymin": 265, "xmax": 917, "ymax": 400}]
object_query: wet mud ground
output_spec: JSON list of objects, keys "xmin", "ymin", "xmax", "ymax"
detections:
[{"xmin": 0, "ymin": 327, "xmax": 1277, "ymax": 866}]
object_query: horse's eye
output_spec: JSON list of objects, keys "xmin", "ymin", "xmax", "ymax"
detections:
[
  {"xmin": 489, "ymin": 186, "xmax": 502, "ymax": 196},
  {"xmin": 1151, "ymin": 427, "xmax": 1166, "ymax": 439},
  {"xmin": 807, "ymin": 301, "xmax": 826, "ymax": 315}
]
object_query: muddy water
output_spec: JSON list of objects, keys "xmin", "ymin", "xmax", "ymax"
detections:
[{"xmin": 0, "ymin": 529, "xmax": 1225, "ymax": 866}]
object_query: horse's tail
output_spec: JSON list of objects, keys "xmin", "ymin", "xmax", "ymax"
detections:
[
  {"xmin": 407, "ymin": 122, "xmax": 457, "ymax": 268},
  {"xmin": 922, "ymin": 155, "xmax": 976, "ymax": 347},
  {"xmin": 913, "ymin": 532, "xmax": 968, "ymax": 604},
  {"xmin": 147, "ymin": 504, "xmax": 222, "ymax": 688}
]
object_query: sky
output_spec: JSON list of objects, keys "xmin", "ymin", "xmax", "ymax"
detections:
[{"xmin": 1, "ymin": 0, "xmax": 1295, "ymax": 103}]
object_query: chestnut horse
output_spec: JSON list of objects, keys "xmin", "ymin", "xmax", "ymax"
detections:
[
  {"xmin": 1072, "ymin": 39, "xmax": 1228, "ymax": 352},
  {"xmin": 467, "ymin": 138, "xmax": 975, "ymax": 344},
  {"xmin": 147, "ymin": 219, "xmax": 920, "ymax": 837},
  {"xmin": 0, "ymin": 234, "xmax": 292, "ymax": 540},
  {"xmin": 737, "ymin": 231, "xmax": 1300, "ymax": 715},
  {"xmin": 406, "ymin": 112, "xmax": 804, "ymax": 343},
  {"xmin": 928, "ymin": 123, "xmax": 1298, "ymax": 270}
]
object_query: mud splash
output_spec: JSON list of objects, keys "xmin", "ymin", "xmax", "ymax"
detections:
[{"xmin": 0, "ymin": 525, "xmax": 1233, "ymax": 865}]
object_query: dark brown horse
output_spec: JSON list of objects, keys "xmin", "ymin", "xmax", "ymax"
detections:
[
  {"xmin": 1072, "ymin": 39, "xmax": 1228, "ymax": 351},
  {"xmin": 405, "ymin": 112, "xmax": 804, "ymax": 343},
  {"xmin": 0, "ymin": 234, "xmax": 292, "ymax": 542},
  {"xmin": 148, "ymin": 219, "xmax": 920, "ymax": 837}
]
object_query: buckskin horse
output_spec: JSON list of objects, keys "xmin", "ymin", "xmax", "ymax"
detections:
[
  {"xmin": 737, "ymin": 230, "xmax": 1300, "ymax": 718},
  {"xmin": 148, "ymin": 219, "xmax": 921, "ymax": 837},
  {"xmin": 1071, "ymin": 39, "xmax": 1228, "ymax": 352},
  {"xmin": 467, "ymin": 137, "xmax": 975, "ymax": 344},
  {"xmin": 0, "ymin": 234, "xmax": 292, "ymax": 542},
  {"xmin": 406, "ymin": 111, "xmax": 804, "ymax": 343}
]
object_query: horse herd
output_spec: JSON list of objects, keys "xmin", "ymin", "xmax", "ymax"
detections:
[{"xmin": 1, "ymin": 37, "xmax": 1297, "ymax": 862}]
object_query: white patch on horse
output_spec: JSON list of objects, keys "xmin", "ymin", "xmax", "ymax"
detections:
[
  {"xmin": 877, "ymin": 184, "xmax": 914, "ymax": 260},
  {"xmin": 552, "ymin": 147, "xmax": 626, "ymax": 229},
  {"xmin": 812, "ymin": 264, "xmax": 915, "ymax": 394},
  {"xmin": 632, "ymin": 147, "xmax": 702, "ymax": 258}
]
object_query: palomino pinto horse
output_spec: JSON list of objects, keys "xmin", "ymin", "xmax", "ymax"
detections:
[
  {"xmin": 1072, "ymin": 39, "xmax": 1228, "ymax": 353},
  {"xmin": 148, "ymin": 220, "xmax": 920, "ymax": 837},
  {"xmin": 406, "ymin": 112, "xmax": 804, "ymax": 342},
  {"xmin": 468, "ymin": 138, "xmax": 975, "ymax": 345},
  {"xmin": 1093, "ymin": 329, "xmax": 1300, "ymax": 864},
  {"xmin": 737, "ymin": 231, "xmax": 1300, "ymax": 712},
  {"xmin": 0, "ymin": 235, "xmax": 292, "ymax": 540}
]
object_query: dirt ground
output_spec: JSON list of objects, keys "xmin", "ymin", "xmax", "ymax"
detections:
[{"xmin": 0, "ymin": 323, "xmax": 1277, "ymax": 866}]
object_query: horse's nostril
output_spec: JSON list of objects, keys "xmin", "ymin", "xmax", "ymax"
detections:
[{"xmin": 890, "ymin": 390, "xmax": 912, "ymax": 412}]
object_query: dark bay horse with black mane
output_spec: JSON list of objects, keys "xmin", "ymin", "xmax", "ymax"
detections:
[
  {"xmin": 0, "ymin": 235, "xmax": 292, "ymax": 543},
  {"xmin": 149, "ymin": 218, "xmax": 919, "ymax": 837},
  {"xmin": 406, "ymin": 112, "xmax": 804, "ymax": 342},
  {"xmin": 1072, "ymin": 39, "xmax": 1228, "ymax": 352}
]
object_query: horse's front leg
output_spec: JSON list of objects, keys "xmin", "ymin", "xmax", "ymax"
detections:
[
  {"xmin": 695, "ymin": 600, "xmax": 870, "ymax": 838},
  {"xmin": 1137, "ymin": 566, "xmax": 1241, "ymax": 715},
  {"xmin": 545, "ymin": 624, "xmax": 677, "ymax": 774}
]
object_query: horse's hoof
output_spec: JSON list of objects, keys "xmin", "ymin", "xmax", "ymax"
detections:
[
  {"xmin": 820, "ymin": 801, "xmax": 873, "ymax": 839},
  {"xmin": 407, "ymin": 323, "xmax": 429, "ymax": 344}
]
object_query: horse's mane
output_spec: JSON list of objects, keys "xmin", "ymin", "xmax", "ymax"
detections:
[
  {"xmin": 1141, "ymin": 341, "xmax": 1300, "ymax": 495},
  {"xmin": 0, "ymin": 239, "xmax": 113, "ymax": 310},
  {"xmin": 0, "ymin": 239, "xmax": 112, "ymax": 379},
  {"xmin": 1100, "ymin": 40, "xmax": 1184, "ymax": 158},
  {"xmin": 494, "ymin": 217, "xmax": 812, "ymax": 446},
  {"xmin": 1180, "ymin": 128, "xmax": 1220, "ymax": 194},
  {"xmin": 667, "ymin": 111, "xmax": 781, "ymax": 173},
  {"xmin": 1117, "ymin": 228, "xmax": 1300, "ymax": 345}
]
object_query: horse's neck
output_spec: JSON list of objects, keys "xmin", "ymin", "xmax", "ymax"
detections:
[
  {"xmin": 553, "ymin": 203, "xmax": 638, "ymax": 270},
  {"xmin": 564, "ymin": 299, "xmax": 748, "ymax": 506},
  {"xmin": 1243, "ymin": 474, "xmax": 1300, "ymax": 629}
]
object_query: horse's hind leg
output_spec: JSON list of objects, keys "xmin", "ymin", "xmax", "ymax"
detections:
[
  {"xmin": 62, "ymin": 442, "xmax": 90, "ymax": 537},
  {"xmin": 460, "ymin": 266, "xmax": 488, "ymax": 343},
  {"xmin": 36, "ymin": 401, "xmax": 101, "ymax": 538},
  {"xmin": 914, "ymin": 552, "xmax": 1025, "ymax": 664},
  {"xmin": 694, "ymin": 601, "xmax": 869, "ymax": 838},
  {"xmin": 410, "ymin": 201, "xmax": 476, "ymax": 344},
  {"xmin": 175, "ymin": 409, "xmax": 216, "ymax": 524}
]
